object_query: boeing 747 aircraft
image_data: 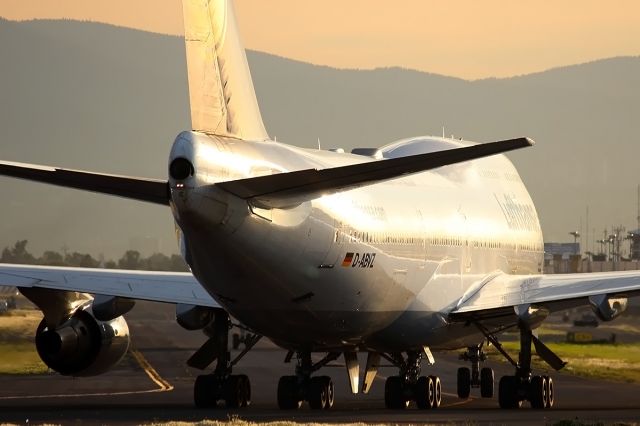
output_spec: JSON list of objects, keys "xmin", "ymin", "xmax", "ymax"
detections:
[{"xmin": 1, "ymin": 0, "xmax": 639, "ymax": 411}]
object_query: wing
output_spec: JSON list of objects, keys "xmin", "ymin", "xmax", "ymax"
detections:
[
  {"xmin": 449, "ymin": 271, "xmax": 640, "ymax": 324},
  {"xmin": 217, "ymin": 137, "xmax": 533, "ymax": 209},
  {"xmin": 0, "ymin": 263, "xmax": 219, "ymax": 307}
]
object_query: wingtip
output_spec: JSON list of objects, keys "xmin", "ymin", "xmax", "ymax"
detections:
[{"xmin": 525, "ymin": 137, "xmax": 536, "ymax": 146}]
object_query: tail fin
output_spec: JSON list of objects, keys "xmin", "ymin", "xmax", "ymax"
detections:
[{"xmin": 182, "ymin": 0, "xmax": 269, "ymax": 141}]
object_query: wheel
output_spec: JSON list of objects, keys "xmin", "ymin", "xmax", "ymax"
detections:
[
  {"xmin": 384, "ymin": 376, "xmax": 409, "ymax": 409},
  {"xmin": 498, "ymin": 376, "xmax": 522, "ymax": 409},
  {"xmin": 415, "ymin": 376, "xmax": 434, "ymax": 409},
  {"xmin": 430, "ymin": 375, "xmax": 442, "ymax": 408},
  {"xmin": 457, "ymin": 367, "xmax": 471, "ymax": 399},
  {"xmin": 480, "ymin": 367, "xmax": 494, "ymax": 398},
  {"xmin": 277, "ymin": 376, "xmax": 302, "ymax": 409},
  {"xmin": 544, "ymin": 376, "xmax": 554, "ymax": 408},
  {"xmin": 194, "ymin": 374, "xmax": 219, "ymax": 408},
  {"xmin": 224, "ymin": 375, "xmax": 249, "ymax": 408},
  {"xmin": 529, "ymin": 375, "xmax": 547, "ymax": 409},
  {"xmin": 309, "ymin": 376, "xmax": 328, "ymax": 409},
  {"xmin": 238, "ymin": 374, "xmax": 251, "ymax": 407},
  {"xmin": 322, "ymin": 376, "xmax": 335, "ymax": 409}
]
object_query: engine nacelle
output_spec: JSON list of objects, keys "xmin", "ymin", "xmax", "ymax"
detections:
[
  {"xmin": 176, "ymin": 303, "xmax": 215, "ymax": 330},
  {"xmin": 35, "ymin": 308, "xmax": 130, "ymax": 376},
  {"xmin": 589, "ymin": 294, "xmax": 628, "ymax": 322}
]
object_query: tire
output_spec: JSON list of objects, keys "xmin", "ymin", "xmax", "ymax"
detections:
[
  {"xmin": 277, "ymin": 376, "xmax": 301, "ymax": 410},
  {"xmin": 309, "ymin": 376, "xmax": 328, "ymax": 409},
  {"xmin": 430, "ymin": 375, "xmax": 442, "ymax": 408},
  {"xmin": 480, "ymin": 367, "xmax": 494, "ymax": 398},
  {"xmin": 457, "ymin": 367, "xmax": 471, "ymax": 399},
  {"xmin": 238, "ymin": 374, "xmax": 251, "ymax": 407},
  {"xmin": 544, "ymin": 376, "xmax": 554, "ymax": 408},
  {"xmin": 224, "ymin": 375, "xmax": 244, "ymax": 408},
  {"xmin": 322, "ymin": 376, "xmax": 335, "ymax": 409},
  {"xmin": 384, "ymin": 376, "xmax": 408, "ymax": 409},
  {"xmin": 415, "ymin": 376, "xmax": 435, "ymax": 409},
  {"xmin": 529, "ymin": 375, "xmax": 546, "ymax": 409},
  {"xmin": 498, "ymin": 376, "xmax": 521, "ymax": 409},
  {"xmin": 194, "ymin": 375, "xmax": 218, "ymax": 408}
]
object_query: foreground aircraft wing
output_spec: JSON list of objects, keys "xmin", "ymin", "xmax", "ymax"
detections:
[
  {"xmin": 217, "ymin": 137, "xmax": 533, "ymax": 209},
  {"xmin": 449, "ymin": 271, "xmax": 640, "ymax": 324},
  {"xmin": 0, "ymin": 161, "xmax": 169, "ymax": 205},
  {"xmin": 0, "ymin": 263, "xmax": 219, "ymax": 307}
]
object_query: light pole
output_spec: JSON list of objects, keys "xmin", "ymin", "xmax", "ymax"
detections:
[{"xmin": 569, "ymin": 231, "xmax": 580, "ymax": 255}]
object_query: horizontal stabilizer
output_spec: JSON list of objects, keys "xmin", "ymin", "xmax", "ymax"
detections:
[
  {"xmin": 0, "ymin": 161, "xmax": 169, "ymax": 205},
  {"xmin": 217, "ymin": 137, "xmax": 533, "ymax": 208}
]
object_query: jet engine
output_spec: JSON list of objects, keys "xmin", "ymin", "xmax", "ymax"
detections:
[
  {"xmin": 589, "ymin": 294, "xmax": 628, "ymax": 322},
  {"xmin": 35, "ymin": 308, "xmax": 130, "ymax": 376}
]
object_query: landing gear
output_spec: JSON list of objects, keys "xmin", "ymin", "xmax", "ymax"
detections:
[
  {"xmin": 495, "ymin": 327, "xmax": 557, "ymax": 409},
  {"xmin": 194, "ymin": 373, "xmax": 251, "ymax": 408},
  {"xmin": 191, "ymin": 310, "xmax": 261, "ymax": 409},
  {"xmin": 474, "ymin": 322, "xmax": 561, "ymax": 410},
  {"xmin": 382, "ymin": 351, "xmax": 442, "ymax": 409},
  {"xmin": 457, "ymin": 345, "xmax": 494, "ymax": 399},
  {"xmin": 277, "ymin": 351, "xmax": 338, "ymax": 410}
]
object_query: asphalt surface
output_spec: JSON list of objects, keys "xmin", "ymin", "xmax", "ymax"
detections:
[{"xmin": 1, "ymin": 301, "xmax": 639, "ymax": 425}]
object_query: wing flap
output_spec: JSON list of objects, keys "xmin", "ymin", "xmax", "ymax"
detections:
[
  {"xmin": 450, "ymin": 270, "xmax": 640, "ymax": 322},
  {"xmin": 0, "ymin": 161, "xmax": 169, "ymax": 205},
  {"xmin": 217, "ymin": 137, "xmax": 533, "ymax": 209},
  {"xmin": 0, "ymin": 263, "xmax": 218, "ymax": 308}
]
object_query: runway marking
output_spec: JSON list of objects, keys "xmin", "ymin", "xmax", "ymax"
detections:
[
  {"xmin": 0, "ymin": 349, "xmax": 174, "ymax": 400},
  {"xmin": 130, "ymin": 349, "xmax": 174, "ymax": 392}
]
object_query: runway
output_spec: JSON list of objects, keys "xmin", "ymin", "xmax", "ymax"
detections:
[{"xmin": 1, "ymin": 301, "xmax": 639, "ymax": 425}]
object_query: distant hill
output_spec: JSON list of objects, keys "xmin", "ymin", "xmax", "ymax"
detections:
[{"xmin": 1, "ymin": 18, "xmax": 639, "ymax": 257}]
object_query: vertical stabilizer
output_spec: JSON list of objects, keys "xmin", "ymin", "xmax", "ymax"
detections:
[{"xmin": 182, "ymin": 0, "xmax": 269, "ymax": 141}]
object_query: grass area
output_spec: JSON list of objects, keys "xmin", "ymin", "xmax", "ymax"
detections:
[
  {"xmin": 0, "ymin": 309, "xmax": 48, "ymax": 375},
  {"xmin": 487, "ymin": 341, "xmax": 640, "ymax": 383}
]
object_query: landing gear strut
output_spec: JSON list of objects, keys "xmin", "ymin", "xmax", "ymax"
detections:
[
  {"xmin": 382, "ymin": 350, "xmax": 442, "ymax": 410},
  {"xmin": 497, "ymin": 328, "xmax": 554, "ymax": 409},
  {"xmin": 457, "ymin": 345, "xmax": 494, "ymax": 398},
  {"xmin": 474, "ymin": 321, "xmax": 560, "ymax": 409},
  {"xmin": 277, "ymin": 351, "xmax": 339, "ymax": 410},
  {"xmin": 192, "ymin": 310, "xmax": 261, "ymax": 408}
]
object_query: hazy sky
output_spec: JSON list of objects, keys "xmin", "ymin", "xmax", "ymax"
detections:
[{"xmin": 1, "ymin": 0, "xmax": 639, "ymax": 79}]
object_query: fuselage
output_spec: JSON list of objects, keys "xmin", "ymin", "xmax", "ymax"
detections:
[{"xmin": 169, "ymin": 131, "xmax": 543, "ymax": 352}]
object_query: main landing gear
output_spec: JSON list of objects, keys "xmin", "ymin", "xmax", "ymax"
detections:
[
  {"xmin": 277, "ymin": 351, "xmax": 340, "ymax": 409},
  {"xmin": 497, "ymin": 328, "xmax": 555, "ymax": 409},
  {"xmin": 474, "ymin": 321, "xmax": 565, "ymax": 409},
  {"xmin": 457, "ymin": 345, "xmax": 494, "ymax": 399},
  {"xmin": 382, "ymin": 350, "xmax": 442, "ymax": 410},
  {"xmin": 190, "ymin": 310, "xmax": 261, "ymax": 408}
]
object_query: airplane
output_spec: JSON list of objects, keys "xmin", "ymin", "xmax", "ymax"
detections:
[{"xmin": 1, "ymin": 0, "xmax": 639, "ymax": 411}]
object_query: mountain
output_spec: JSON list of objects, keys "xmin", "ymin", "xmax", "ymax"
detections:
[{"xmin": 1, "ymin": 18, "xmax": 639, "ymax": 257}]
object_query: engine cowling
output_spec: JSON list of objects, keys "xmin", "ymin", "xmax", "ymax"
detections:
[
  {"xmin": 589, "ymin": 294, "xmax": 628, "ymax": 321},
  {"xmin": 35, "ymin": 308, "xmax": 130, "ymax": 376}
]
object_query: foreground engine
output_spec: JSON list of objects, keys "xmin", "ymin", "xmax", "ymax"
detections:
[
  {"xmin": 19, "ymin": 287, "xmax": 132, "ymax": 377},
  {"xmin": 35, "ymin": 307, "xmax": 130, "ymax": 376}
]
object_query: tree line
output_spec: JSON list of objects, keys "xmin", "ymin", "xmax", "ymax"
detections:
[{"xmin": 0, "ymin": 240, "xmax": 189, "ymax": 272}]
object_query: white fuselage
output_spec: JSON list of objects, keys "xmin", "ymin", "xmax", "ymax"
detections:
[{"xmin": 169, "ymin": 131, "xmax": 544, "ymax": 352}]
